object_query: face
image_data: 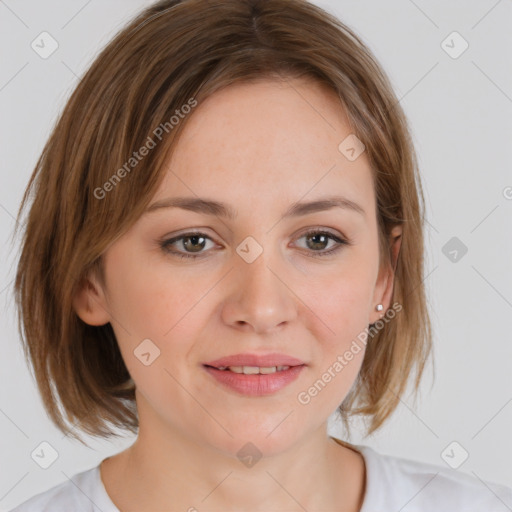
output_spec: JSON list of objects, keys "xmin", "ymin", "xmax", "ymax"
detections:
[{"xmin": 75, "ymin": 77, "xmax": 400, "ymax": 456}]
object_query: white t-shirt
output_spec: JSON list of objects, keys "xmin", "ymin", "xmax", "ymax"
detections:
[{"xmin": 10, "ymin": 443, "xmax": 512, "ymax": 511}]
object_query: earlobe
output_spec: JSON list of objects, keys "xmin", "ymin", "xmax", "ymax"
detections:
[{"xmin": 72, "ymin": 274, "xmax": 111, "ymax": 326}]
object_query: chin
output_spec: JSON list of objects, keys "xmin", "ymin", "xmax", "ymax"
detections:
[{"xmin": 204, "ymin": 423, "xmax": 305, "ymax": 461}]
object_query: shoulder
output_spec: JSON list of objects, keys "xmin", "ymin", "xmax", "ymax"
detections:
[
  {"xmin": 357, "ymin": 444, "xmax": 512, "ymax": 512},
  {"xmin": 9, "ymin": 464, "xmax": 114, "ymax": 512}
]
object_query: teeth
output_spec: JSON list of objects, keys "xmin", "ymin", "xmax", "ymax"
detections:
[{"xmin": 217, "ymin": 365, "xmax": 291, "ymax": 374}]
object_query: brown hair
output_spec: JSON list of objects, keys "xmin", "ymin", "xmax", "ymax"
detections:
[{"xmin": 13, "ymin": 0, "xmax": 433, "ymax": 446}]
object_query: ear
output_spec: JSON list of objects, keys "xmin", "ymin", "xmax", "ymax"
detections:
[
  {"xmin": 72, "ymin": 270, "xmax": 111, "ymax": 326},
  {"xmin": 370, "ymin": 225, "xmax": 402, "ymax": 324}
]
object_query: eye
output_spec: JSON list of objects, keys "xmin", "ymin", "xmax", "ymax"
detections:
[
  {"xmin": 159, "ymin": 228, "xmax": 350, "ymax": 260},
  {"xmin": 159, "ymin": 231, "xmax": 217, "ymax": 260},
  {"xmin": 293, "ymin": 229, "xmax": 349, "ymax": 258}
]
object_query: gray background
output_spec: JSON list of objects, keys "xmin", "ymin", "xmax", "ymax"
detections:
[{"xmin": 1, "ymin": 0, "xmax": 511, "ymax": 509}]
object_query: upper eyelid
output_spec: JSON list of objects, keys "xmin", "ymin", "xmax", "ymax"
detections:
[{"xmin": 165, "ymin": 227, "xmax": 345, "ymax": 242}]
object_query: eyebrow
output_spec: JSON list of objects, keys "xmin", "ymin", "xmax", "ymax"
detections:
[{"xmin": 144, "ymin": 195, "xmax": 366, "ymax": 220}]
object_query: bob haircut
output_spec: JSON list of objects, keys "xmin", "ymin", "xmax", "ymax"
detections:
[{"xmin": 13, "ymin": 0, "xmax": 433, "ymax": 446}]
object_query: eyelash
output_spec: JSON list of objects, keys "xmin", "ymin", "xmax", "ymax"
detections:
[{"xmin": 159, "ymin": 229, "xmax": 350, "ymax": 260}]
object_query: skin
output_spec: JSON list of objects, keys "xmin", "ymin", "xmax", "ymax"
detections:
[{"xmin": 74, "ymin": 77, "xmax": 402, "ymax": 511}]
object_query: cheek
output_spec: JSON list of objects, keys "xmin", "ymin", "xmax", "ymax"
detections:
[
  {"xmin": 299, "ymin": 276, "xmax": 371, "ymax": 411},
  {"xmin": 104, "ymin": 245, "xmax": 199, "ymax": 337},
  {"xmin": 106, "ymin": 262, "xmax": 219, "ymax": 395},
  {"xmin": 106, "ymin": 266, "xmax": 163, "ymax": 336},
  {"xmin": 104, "ymin": 262, "xmax": 199, "ymax": 402},
  {"xmin": 304, "ymin": 263, "xmax": 375, "ymax": 343}
]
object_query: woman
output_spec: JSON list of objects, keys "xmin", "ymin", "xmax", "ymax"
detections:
[{"xmin": 11, "ymin": 0, "xmax": 512, "ymax": 510}]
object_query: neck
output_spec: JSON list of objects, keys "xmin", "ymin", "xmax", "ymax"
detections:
[{"xmin": 100, "ymin": 396, "xmax": 366, "ymax": 511}]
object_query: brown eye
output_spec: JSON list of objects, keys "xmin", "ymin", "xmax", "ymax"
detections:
[
  {"xmin": 160, "ymin": 232, "xmax": 215, "ymax": 259},
  {"xmin": 294, "ymin": 229, "xmax": 349, "ymax": 258},
  {"xmin": 180, "ymin": 234, "xmax": 207, "ymax": 253},
  {"xmin": 305, "ymin": 232, "xmax": 331, "ymax": 251},
  {"xmin": 159, "ymin": 228, "xmax": 350, "ymax": 261}
]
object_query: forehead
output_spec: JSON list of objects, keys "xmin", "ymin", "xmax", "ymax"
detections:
[{"xmin": 154, "ymin": 78, "xmax": 375, "ymax": 219}]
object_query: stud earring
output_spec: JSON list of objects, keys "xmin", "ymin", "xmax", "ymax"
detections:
[{"xmin": 370, "ymin": 304, "xmax": 385, "ymax": 327}]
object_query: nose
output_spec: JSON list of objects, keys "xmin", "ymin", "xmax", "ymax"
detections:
[{"xmin": 221, "ymin": 248, "xmax": 298, "ymax": 334}]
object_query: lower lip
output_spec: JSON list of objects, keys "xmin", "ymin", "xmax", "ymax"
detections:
[{"xmin": 203, "ymin": 365, "xmax": 305, "ymax": 396}]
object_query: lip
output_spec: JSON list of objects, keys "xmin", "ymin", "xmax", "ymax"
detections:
[
  {"xmin": 203, "ymin": 352, "xmax": 305, "ymax": 368},
  {"xmin": 203, "ymin": 364, "xmax": 306, "ymax": 396}
]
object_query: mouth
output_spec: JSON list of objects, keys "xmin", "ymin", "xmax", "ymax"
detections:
[
  {"xmin": 203, "ymin": 364, "xmax": 299, "ymax": 374},
  {"xmin": 202, "ymin": 363, "xmax": 306, "ymax": 396},
  {"xmin": 203, "ymin": 352, "xmax": 306, "ymax": 369}
]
